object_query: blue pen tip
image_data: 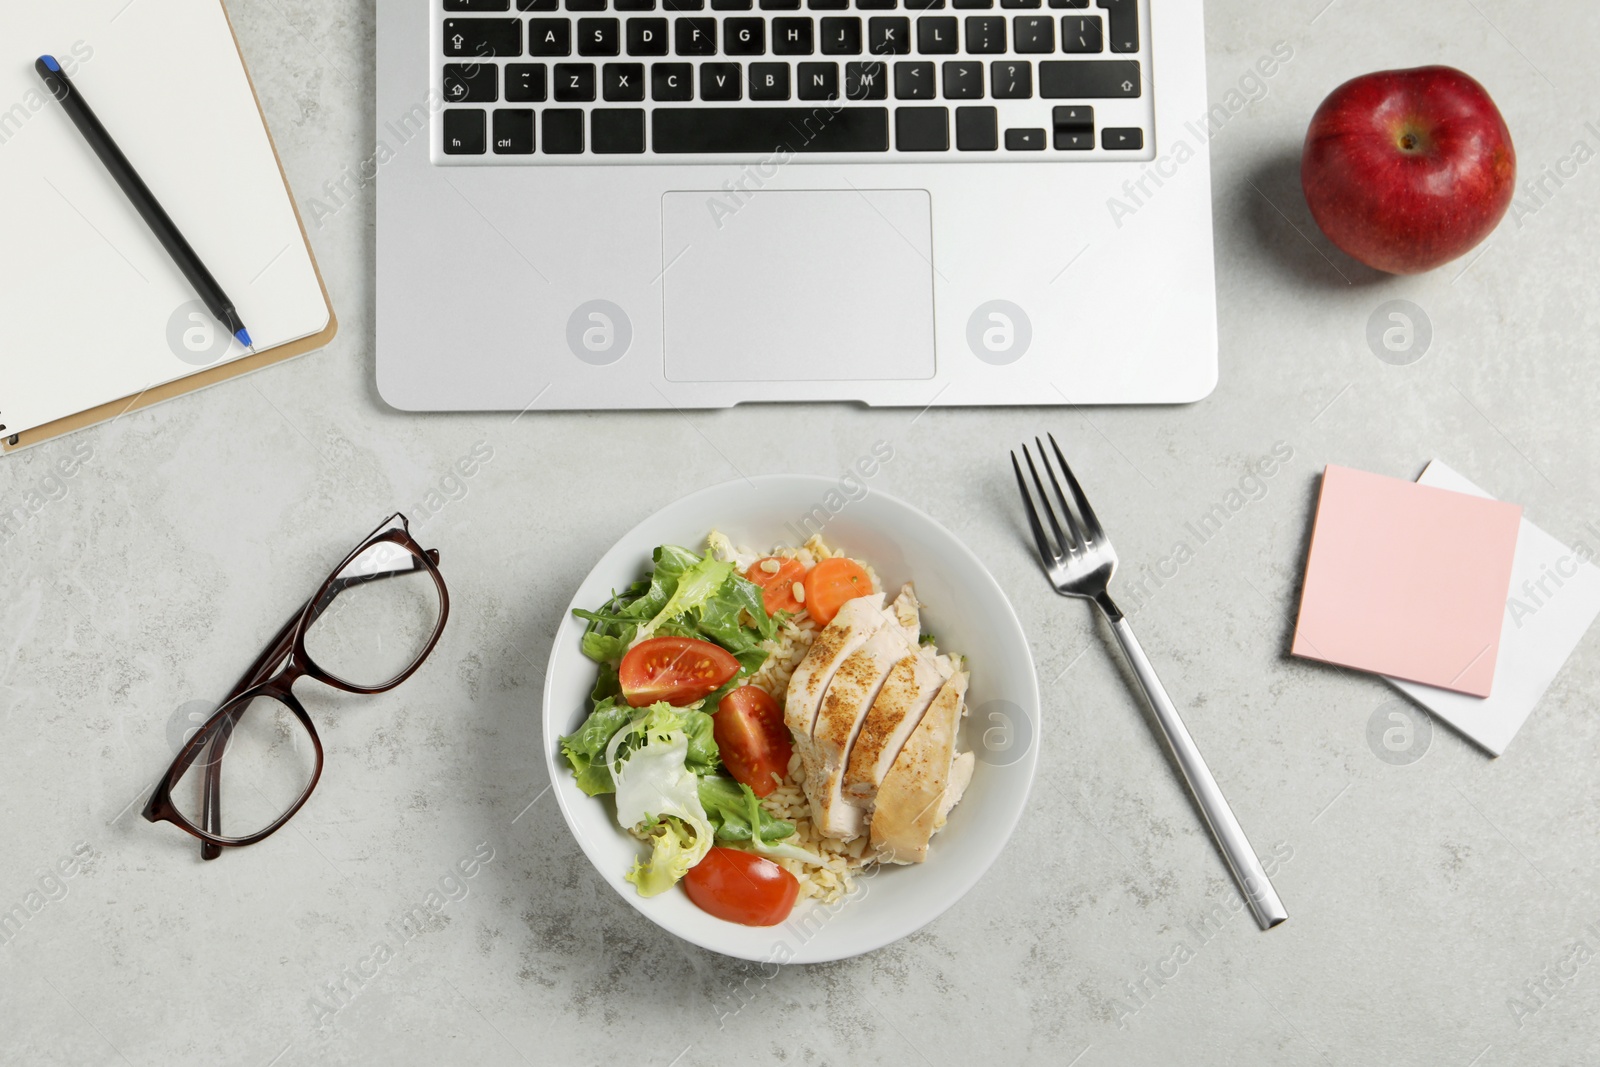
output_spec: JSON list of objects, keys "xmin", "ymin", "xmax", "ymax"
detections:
[
  {"xmin": 235, "ymin": 328, "xmax": 253, "ymax": 348},
  {"xmin": 40, "ymin": 55, "xmax": 61, "ymax": 73}
]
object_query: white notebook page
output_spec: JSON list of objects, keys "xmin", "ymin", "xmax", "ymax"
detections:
[{"xmin": 0, "ymin": 0, "xmax": 328, "ymax": 436}]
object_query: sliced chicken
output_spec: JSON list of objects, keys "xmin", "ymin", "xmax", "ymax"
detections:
[
  {"xmin": 841, "ymin": 649, "xmax": 952, "ymax": 803},
  {"xmin": 870, "ymin": 670, "xmax": 970, "ymax": 864},
  {"xmin": 807, "ymin": 600, "xmax": 924, "ymax": 838},
  {"xmin": 784, "ymin": 592, "xmax": 886, "ymax": 782}
]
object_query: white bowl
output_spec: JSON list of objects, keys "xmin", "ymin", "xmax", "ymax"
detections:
[{"xmin": 542, "ymin": 475, "xmax": 1040, "ymax": 963}]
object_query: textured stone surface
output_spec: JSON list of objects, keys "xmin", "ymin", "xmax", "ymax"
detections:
[{"xmin": 3, "ymin": 2, "xmax": 1599, "ymax": 1064}]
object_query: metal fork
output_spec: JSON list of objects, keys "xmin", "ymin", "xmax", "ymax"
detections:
[{"xmin": 1012, "ymin": 434, "xmax": 1288, "ymax": 930}]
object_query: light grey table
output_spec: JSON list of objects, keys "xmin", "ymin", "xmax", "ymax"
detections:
[{"xmin": 5, "ymin": 1, "xmax": 1598, "ymax": 1064}]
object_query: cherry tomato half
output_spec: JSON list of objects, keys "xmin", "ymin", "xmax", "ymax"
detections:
[
  {"xmin": 619, "ymin": 636, "xmax": 741, "ymax": 708},
  {"xmin": 802, "ymin": 557, "xmax": 873, "ymax": 626},
  {"xmin": 744, "ymin": 557, "xmax": 807, "ymax": 615},
  {"xmin": 683, "ymin": 847, "xmax": 799, "ymax": 927},
  {"xmin": 714, "ymin": 686, "xmax": 794, "ymax": 797}
]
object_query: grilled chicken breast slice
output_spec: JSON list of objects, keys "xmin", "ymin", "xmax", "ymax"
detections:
[
  {"xmin": 841, "ymin": 649, "xmax": 952, "ymax": 803},
  {"xmin": 869, "ymin": 670, "xmax": 970, "ymax": 864},
  {"xmin": 784, "ymin": 592, "xmax": 886, "ymax": 789},
  {"xmin": 808, "ymin": 614, "xmax": 923, "ymax": 839}
]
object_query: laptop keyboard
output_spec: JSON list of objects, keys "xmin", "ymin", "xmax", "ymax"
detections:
[{"xmin": 434, "ymin": 0, "xmax": 1152, "ymax": 161}]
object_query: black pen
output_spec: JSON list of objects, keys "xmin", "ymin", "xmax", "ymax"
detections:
[{"xmin": 35, "ymin": 54, "xmax": 254, "ymax": 352}]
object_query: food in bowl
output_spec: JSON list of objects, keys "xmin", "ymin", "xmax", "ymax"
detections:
[{"xmin": 558, "ymin": 531, "xmax": 973, "ymax": 927}]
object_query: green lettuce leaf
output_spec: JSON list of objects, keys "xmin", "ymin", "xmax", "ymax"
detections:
[
  {"xmin": 558, "ymin": 696, "xmax": 633, "ymax": 797},
  {"xmin": 608, "ymin": 703, "xmax": 715, "ymax": 896},
  {"xmin": 698, "ymin": 776, "xmax": 794, "ymax": 846}
]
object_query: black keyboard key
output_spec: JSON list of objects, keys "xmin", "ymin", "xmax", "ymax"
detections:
[
  {"xmin": 443, "ymin": 63, "xmax": 498, "ymax": 103},
  {"xmin": 554, "ymin": 63, "xmax": 597, "ymax": 99},
  {"xmin": 1013, "ymin": 15, "xmax": 1053, "ymax": 52},
  {"xmin": 1097, "ymin": 0, "xmax": 1137, "ymax": 51},
  {"xmin": 1049, "ymin": 0, "xmax": 1089, "ymax": 5},
  {"xmin": 726, "ymin": 18, "xmax": 767, "ymax": 54},
  {"xmin": 652, "ymin": 62, "xmax": 694, "ymax": 98},
  {"xmin": 797, "ymin": 61, "xmax": 839, "ymax": 99},
  {"xmin": 578, "ymin": 17, "xmax": 621, "ymax": 53},
  {"xmin": 991, "ymin": 60, "xmax": 1031, "ymax": 97},
  {"xmin": 760, "ymin": 0, "xmax": 801, "ymax": 8},
  {"xmin": 1005, "ymin": 126, "xmax": 1044, "ymax": 149},
  {"xmin": 567, "ymin": 0, "xmax": 607, "ymax": 9},
  {"xmin": 1102, "ymin": 126, "xmax": 1141, "ymax": 149},
  {"xmin": 952, "ymin": 0, "xmax": 992, "ymax": 7},
  {"xmin": 941, "ymin": 59, "xmax": 983, "ymax": 97},
  {"xmin": 592, "ymin": 108, "xmax": 645, "ymax": 151},
  {"xmin": 847, "ymin": 61, "xmax": 889, "ymax": 99},
  {"xmin": 444, "ymin": 18, "xmax": 522, "ymax": 56},
  {"xmin": 1000, "ymin": 0, "xmax": 1040, "ymax": 6},
  {"xmin": 1038, "ymin": 59, "xmax": 1139, "ymax": 97},
  {"xmin": 1061, "ymin": 15, "xmax": 1101, "ymax": 51},
  {"xmin": 652, "ymin": 106, "xmax": 889, "ymax": 151},
  {"xmin": 442, "ymin": 108, "xmax": 486, "ymax": 153},
  {"xmin": 527, "ymin": 19, "xmax": 572, "ymax": 54},
  {"xmin": 701, "ymin": 62, "xmax": 744, "ymax": 99},
  {"xmin": 447, "ymin": 0, "xmax": 509, "ymax": 10},
  {"xmin": 918, "ymin": 17, "xmax": 959, "ymax": 53},
  {"xmin": 858, "ymin": 0, "xmax": 898, "ymax": 8},
  {"xmin": 773, "ymin": 18, "xmax": 815, "ymax": 54},
  {"xmin": 542, "ymin": 108, "xmax": 585, "ymax": 152},
  {"xmin": 822, "ymin": 17, "xmax": 863, "ymax": 54},
  {"xmin": 492, "ymin": 108, "xmax": 535, "ymax": 152},
  {"xmin": 965, "ymin": 16, "xmax": 1005, "ymax": 53},
  {"xmin": 518, "ymin": 0, "xmax": 559, "ymax": 9},
  {"xmin": 749, "ymin": 62, "xmax": 791, "ymax": 98},
  {"xmin": 1052, "ymin": 103, "xmax": 1092, "ymax": 147},
  {"xmin": 809, "ymin": 0, "xmax": 849, "ymax": 7},
  {"xmin": 868, "ymin": 17, "xmax": 911, "ymax": 53},
  {"xmin": 955, "ymin": 105, "xmax": 997, "ymax": 149},
  {"xmin": 603, "ymin": 61, "xmax": 646, "ymax": 98},
  {"xmin": 506, "ymin": 63, "xmax": 548, "ymax": 100},
  {"xmin": 664, "ymin": 0, "xmax": 706, "ymax": 7},
  {"xmin": 675, "ymin": 17, "xmax": 718, "ymax": 53},
  {"xmin": 894, "ymin": 61, "xmax": 934, "ymax": 98},
  {"xmin": 904, "ymin": 0, "xmax": 946, "ymax": 8},
  {"xmin": 615, "ymin": 0, "xmax": 655, "ymax": 8},
  {"xmin": 896, "ymin": 106, "xmax": 948, "ymax": 149},
  {"xmin": 627, "ymin": 17, "xmax": 668, "ymax": 53},
  {"xmin": 711, "ymin": 0, "xmax": 751, "ymax": 7}
]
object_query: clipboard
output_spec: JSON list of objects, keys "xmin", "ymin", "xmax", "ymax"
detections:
[{"xmin": 1, "ymin": 0, "xmax": 337, "ymax": 455}]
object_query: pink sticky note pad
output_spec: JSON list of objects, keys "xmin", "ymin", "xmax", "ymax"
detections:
[{"xmin": 1292, "ymin": 465, "xmax": 1522, "ymax": 696}]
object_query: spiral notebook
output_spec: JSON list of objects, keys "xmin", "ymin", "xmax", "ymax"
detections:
[{"xmin": 0, "ymin": 0, "xmax": 335, "ymax": 453}]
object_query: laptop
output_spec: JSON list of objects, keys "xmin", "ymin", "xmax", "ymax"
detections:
[{"xmin": 375, "ymin": 0, "xmax": 1215, "ymax": 411}]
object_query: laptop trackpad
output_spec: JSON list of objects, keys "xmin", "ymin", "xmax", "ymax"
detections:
[{"xmin": 661, "ymin": 189, "xmax": 935, "ymax": 383}]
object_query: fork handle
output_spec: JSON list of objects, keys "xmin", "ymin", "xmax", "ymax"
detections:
[{"xmin": 1096, "ymin": 594, "xmax": 1289, "ymax": 930}]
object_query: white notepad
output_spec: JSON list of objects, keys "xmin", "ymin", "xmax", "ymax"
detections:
[
  {"xmin": 0, "ymin": 0, "xmax": 330, "ymax": 438},
  {"xmin": 1385, "ymin": 461, "xmax": 1600, "ymax": 755}
]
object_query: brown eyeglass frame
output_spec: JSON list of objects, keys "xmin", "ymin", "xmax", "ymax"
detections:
[{"xmin": 142, "ymin": 513, "xmax": 448, "ymax": 860}]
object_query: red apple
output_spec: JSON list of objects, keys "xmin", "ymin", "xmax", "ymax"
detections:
[{"xmin": 1301, "ymin": 66, "xmax": 1516, "ymax": 275}]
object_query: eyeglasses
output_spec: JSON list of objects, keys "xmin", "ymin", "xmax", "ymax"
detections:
[{"xmin": 143, "ymin": 514, "xmax": 449, "ymax": 860}]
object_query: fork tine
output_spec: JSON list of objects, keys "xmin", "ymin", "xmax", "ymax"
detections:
[
  {"xmin": 1011, "ymin": 451, "xmax": 1060, "ymax": 565},
  {"xmin": 1035, "ymin": 435, "xmax": 1085, "ymax": 553},
  {"xmin": 1048, "ymin": 433, "xmax": 1107, "ymax": 544},
  {"xmin": 1023, "ymin": 442, "xmax": 1076, "ymax": 555}
]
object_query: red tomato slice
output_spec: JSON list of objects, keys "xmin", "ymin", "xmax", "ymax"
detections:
[
  {"xmin": 714, "ymin": 686, "xmax": 793, "ymax": 797},
  {"xmin": 802, "ymin": 557, "xmax": 873, "ymax": 626},
  {"xmin": 744, "ymin": 557, "xmax": 807, "ymax": 615},
  {"xmin": 683, "ymin": 847, "xmax": 799, "ymax": 927},
  {"xmin": 619, "ymin": 636, "xmax": 741, "ymax": 708}
]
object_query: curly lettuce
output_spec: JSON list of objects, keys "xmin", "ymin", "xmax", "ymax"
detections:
[{"xmin": 604, "ymin": 704, "xmax": 715, "ymax": 896}]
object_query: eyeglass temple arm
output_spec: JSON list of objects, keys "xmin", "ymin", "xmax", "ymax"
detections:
[{"xmin": 197, "ymin": 547, "xmax": 440, "ymax": 860}]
